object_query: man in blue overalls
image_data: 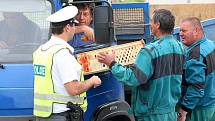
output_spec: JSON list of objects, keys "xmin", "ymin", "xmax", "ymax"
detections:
[{"xmin": 68, "ymin": 2, "xmax": 95, "ymax": 48}]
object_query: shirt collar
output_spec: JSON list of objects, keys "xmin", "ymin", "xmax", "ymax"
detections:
[
  {"xmin": 159, "ymin": 35, "xmax": 173, "ymax": 40},
  {"xmin": 151, "ymin": 35, "xmax": 173, "ymax": 43},
  {"xmin": 49, "ymin": 35, "xmax": 74, "ymax": 53},
  {"xmin": 187, "ymin": 37, "xmax": 206, "ymax": 52}
]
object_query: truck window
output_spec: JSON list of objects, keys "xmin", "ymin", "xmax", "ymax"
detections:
[{"xmin": 0, "ymin": 1, "xmax": 52, "ymax": 63}]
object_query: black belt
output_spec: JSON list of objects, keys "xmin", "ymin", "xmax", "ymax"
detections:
[
  {"xmin": 53, "ymin": 102, "xmax": 84, "ymax": 121},
  {"xmin": 53, "ymin": 110, "xmax": 69, "ymax": 117},
  {"xmin": 53, "ymin": 110, "xmax": 83, "ymax": 121}
]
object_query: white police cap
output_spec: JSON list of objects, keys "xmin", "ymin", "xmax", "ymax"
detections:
[{"xmin": 46, "ymin": 6, "xmax": 79, "ymax": 23}]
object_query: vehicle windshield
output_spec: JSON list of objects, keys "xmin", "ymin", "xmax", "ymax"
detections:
[{"xmin": 0, "ymin": 0, "xmax": 52, "ymax": 63}]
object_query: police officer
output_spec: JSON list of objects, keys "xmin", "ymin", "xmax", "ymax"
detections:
[
  {"xmin": 33, "ymin": 6, "xmax": 101, "ymax": 121},
  {"xmin": 177, "ymin": 17, "xmax": 215, "ymax": 121},
  {"xmin": 98, "ymin": 9, "xmax": 185, "ymax": 121}
]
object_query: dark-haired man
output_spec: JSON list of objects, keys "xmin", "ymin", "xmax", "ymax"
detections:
[
  {"xmin": 97, "ymin": 9, "xmax": 185, "ymax": 121},
  {"xmin": 0, "ymin": 12, "xmax": 41, "ymax": 50},
  {"xmin": 68, "ymin": 2, "xmax": 95, "ymax": 48}
]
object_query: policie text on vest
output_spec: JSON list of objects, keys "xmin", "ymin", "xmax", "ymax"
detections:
[{"xmin": 34, "ymin": 64, "xmax": 46, "ymax": 77}]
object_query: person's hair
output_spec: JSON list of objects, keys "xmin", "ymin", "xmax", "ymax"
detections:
[
  {"xmin": 153, "ymin": 9, "xmax": 175, "ymax": 34},
  {"xmin": 181, "ymin": 17, "xmax": 204, "ymax": 34},
  {"xmin": 51, "ymin": 20, "xmax": 73, "ymax": 35},
  {"xmin": 74, "ymin": 3, "xmax": 93, "ymax": 16},
  {"xmin": 3, "ymin": 12, "xmax": 27, "ymax": 20}
]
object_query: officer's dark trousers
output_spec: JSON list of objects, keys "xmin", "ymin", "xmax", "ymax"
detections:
[{"xmin": 36, "ymin": 112, "xmax": 68, "ymax": 121}]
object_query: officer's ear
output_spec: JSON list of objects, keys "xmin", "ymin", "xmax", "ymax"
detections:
[{"xmin": 65, "ymin": 24, "xmax": 73, "ymax": 32}]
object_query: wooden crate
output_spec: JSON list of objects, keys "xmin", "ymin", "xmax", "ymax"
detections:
[{"xmin": 76, "ymin": 40, "xmax": 144, "ymax": 75}]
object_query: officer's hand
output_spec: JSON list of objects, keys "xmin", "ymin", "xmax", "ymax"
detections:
[
  {"xmin": 90, "ymin": 76, "xmax": 101, "ymax": 88},
  {"xmin": 97, "ymin": 51, "xmax": 115, "ymax": 66}
]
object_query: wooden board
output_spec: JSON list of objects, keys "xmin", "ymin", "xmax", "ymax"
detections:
[{"xmin": 150, "ymin": 4, "xmax": 215, "ymax": 26}]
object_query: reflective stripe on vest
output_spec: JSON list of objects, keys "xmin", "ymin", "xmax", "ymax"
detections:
[
  {"xmin": 34, "ymin": 93, "xmax": 84, "ymax": 103},
  {"xmin": 34, "ymin": 104, "xmax": 52, "ymax": 112}
]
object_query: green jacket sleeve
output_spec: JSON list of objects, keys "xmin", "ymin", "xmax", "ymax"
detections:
[
  {"xmin": 110, "ymin": 48, "xmax": 153, "ymax": 87},
  {"xmin": 179, "ymin": 58, "xmax": 206, "ymax": 112}
]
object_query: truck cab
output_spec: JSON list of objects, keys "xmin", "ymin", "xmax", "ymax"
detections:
[
  {"xmin": 0, "ymin": 0, "xmax": 137, "ymax": 120},
  {"xmin": 2, "ymin": 0, "xmax": 214, "ymax": 121},
  {"xmin": 0, "ymin": 0, "xmax": 53, "ymax": 120}
]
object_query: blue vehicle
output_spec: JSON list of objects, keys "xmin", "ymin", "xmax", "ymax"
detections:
[{"xmin": 1, "ymin": 0, "xmax": 214, "ymax": 121}]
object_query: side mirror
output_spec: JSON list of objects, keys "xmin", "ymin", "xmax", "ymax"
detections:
[{"xmin": 94, "ymin": 3, "xmax": 115, "ymax": 44}]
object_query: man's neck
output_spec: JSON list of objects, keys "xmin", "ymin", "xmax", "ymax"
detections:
[
  {"xmin": 196, "ymin": 33, "xmax": 204, "ymax": 40},
  {"xmin": 53, "ymin": 34, "xmax": 69, "ymax": 42},
  {"xmin": 156, "ymin": 32, "xmax": 170, "ymax": 39}
]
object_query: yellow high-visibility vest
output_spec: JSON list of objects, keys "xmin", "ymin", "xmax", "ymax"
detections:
[{"xmin": 33, "ymin": 44, "xmax": 87, "ymax": 117}]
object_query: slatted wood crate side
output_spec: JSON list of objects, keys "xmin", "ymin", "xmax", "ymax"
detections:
[{"xmin": 76, "ymin": 40, "xmax": 144, "ymax": 75}]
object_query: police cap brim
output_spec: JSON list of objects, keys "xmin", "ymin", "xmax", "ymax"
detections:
[{"xmin": 46, "ymin": 6, "xmax": 79, "ymax": 24}]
